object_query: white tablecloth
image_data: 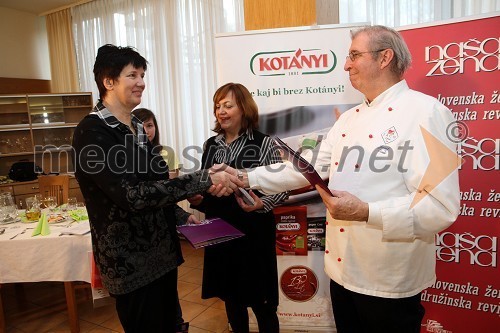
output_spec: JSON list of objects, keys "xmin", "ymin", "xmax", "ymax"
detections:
[{"xmin": 0, "ymin": 220, "xmax": 92, "ymax": 284}]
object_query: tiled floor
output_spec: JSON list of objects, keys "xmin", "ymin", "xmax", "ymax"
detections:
[{"xmin": 2, "ymin": 240, "xmax": 231, "ymax": 333}]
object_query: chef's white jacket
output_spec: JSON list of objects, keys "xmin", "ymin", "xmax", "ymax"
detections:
[{"xmin": 248, "ymin": 80, "xmax": 460, "ymax": 298}]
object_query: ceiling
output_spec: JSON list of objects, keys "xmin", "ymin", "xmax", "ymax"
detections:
[{"xmin": 0, "ymin": 0, "xmax": 83, "ymax": 15}]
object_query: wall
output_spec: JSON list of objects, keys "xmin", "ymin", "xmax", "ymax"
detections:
[
  {"xmin": 0, "ymin": 7, "xmax": 51, "ymax": 80},
  {"xmin": 0, "ymin": 1, "xmax": 335, "ymax": 91},
  {"xmin": 244, "ymin": 0, "xmax": 338, "ymax": 30},
  {"xmin": 244, "ymin": 0, "xmax": 317, "ymax": 30}
]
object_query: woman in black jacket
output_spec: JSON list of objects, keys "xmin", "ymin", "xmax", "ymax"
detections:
[{"xmin": 73, "ymin": 45, "xmax": 241, "ymax": 332}]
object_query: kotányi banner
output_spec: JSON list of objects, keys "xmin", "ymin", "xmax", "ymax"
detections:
[
  {"xmin": 215, "ymin": 24, "xmax": 365, "ymax": 332},
  {"xmin": 215, "ymin": 24, "xmax": 364, "ymax": 147}
]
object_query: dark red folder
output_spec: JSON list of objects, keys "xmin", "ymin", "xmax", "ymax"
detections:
[{"xmin": 273, "ymin": 136, "xmax": 333, "ymax": 196}]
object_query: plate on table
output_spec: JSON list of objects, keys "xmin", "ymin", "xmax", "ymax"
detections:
[
  {"xmin": 48, "ymin": 214, "xmax": 68, "ymax": 224},
  {"xmin": 0, "ymin": 216, "xmax": 21, "ymax": 225}
]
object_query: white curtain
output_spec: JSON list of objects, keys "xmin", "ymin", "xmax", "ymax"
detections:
[
  {"xmin": 339, "ymin": 0, "xmax": 500, "ymax": 27},
  {"xmin": 72, "ymin": 0, "xmax": 244, "ymax": 172}
]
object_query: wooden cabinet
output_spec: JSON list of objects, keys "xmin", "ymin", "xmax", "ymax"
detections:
[
  {"xmin": 0, "ymin": 93, "xmax": 92, "ymax": 205},
  {"xmin": 7, "ymin": 180, "xmax": 39, "ymax": 207},
  {"xmin": 0, "ymin": 177, "xmax": 84, "ymax": 208},
  {"xmin": 0, "ymin": 92, "xmax": 92, "ymax": 176}
]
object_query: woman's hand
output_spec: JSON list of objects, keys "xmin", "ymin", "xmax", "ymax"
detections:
[
  {"xmin": 186, "ymin": 214, "xmax": 201, "ymax": 224},
  {"xmin": 235, "ymin": 189, "xmax": 264, "ymax": 212},
  {"xmin": 187, "ymin": 194, "xmax": 204, "ymax": 206},
  {"xmin": 207, "ymin": 164, "xmax": 244, "ymax": 196}
]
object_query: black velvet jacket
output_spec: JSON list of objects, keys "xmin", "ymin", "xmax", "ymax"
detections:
[{"xmin": 73, "ymin": 102, "xmax": 211, "ymax": 295}]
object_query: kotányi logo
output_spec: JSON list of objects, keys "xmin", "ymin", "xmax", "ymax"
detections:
[
  {"xmin": 422, "ymin": 319, "xmax": 452, "ymax": 333},
  {"xmin": 250, "ymin": 48, "xmax": 337, "ymax": 76},
  {"xmin": 277, "ymin": 223, "xmax": 301, "ymax": 231}
]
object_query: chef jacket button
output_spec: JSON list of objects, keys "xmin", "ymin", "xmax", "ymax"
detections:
[
  {"xmin": 369, "ymin": 134, "xmax": 373, "ymax": 138},
  {"xmin": 325, "ymin": 221, "xmax": 329, "ymax": 225},
  {"xmin": 325, "ymin": 250, "xmax": 330, "ymax": 254},
  {"xmin": 342, "ymin": 133, "xmax": 346, "ymax": 137},
  {"xmin": 355, "ymin": 164, "xmax": 359, "ymax": 169},
  {"xmin": 356, "ymin": 109, "xmax": 359, "ymax": 112},
  {"xmin": 340, "ymin": 228, "xmax": 344, "ymax": 232},
  {"xmin": 335, "ymin": 162, "xmax": 339, "ymax": 166},
  {"xmin": 388, "ymin": 107, "xmax": 393, "ymax": 111},
  {"xmin": 337, "ymin": 258, "xmax": 342, "ymax": 262}
]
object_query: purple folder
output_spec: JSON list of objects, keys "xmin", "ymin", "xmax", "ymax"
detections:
[
  {"xmin": 177, "ymin": 218, "xmax": 245, "ymax": 249},
  {"xmin": 274, "ymin": 136, "xmax": 333, "ymax": 196}
]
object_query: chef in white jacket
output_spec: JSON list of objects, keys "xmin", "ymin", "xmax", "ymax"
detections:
[{"xmin": 232, "ymin": 25, "xmax": 460, "ymax": 333}]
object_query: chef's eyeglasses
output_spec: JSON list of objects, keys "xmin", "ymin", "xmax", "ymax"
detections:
[{"xmin": 346, "ymin": 49, "xmax": 387, "ymax": 62}]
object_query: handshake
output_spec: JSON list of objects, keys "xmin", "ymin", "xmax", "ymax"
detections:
[
  {"xmin": 207, "ymin": 163, "xmax": 246, "ymax": 197},
  {"xmin": 189, "ymin": 164, "xmax": 261, "ymax": 211}
]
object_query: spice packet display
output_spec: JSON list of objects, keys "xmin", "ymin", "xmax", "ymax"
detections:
[
  {"xmin": 307, "ymin": 217, "xmax": 326, "ymax": 251},
  {"xmin": 274, "ymin": 205, "xmax": 308, "ymax": 256}
]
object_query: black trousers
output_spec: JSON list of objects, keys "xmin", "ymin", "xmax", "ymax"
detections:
[
  {"xmin": 225, "ymin": 299, "xmax": 279, "ymax": 333},
  {"xmin": 114, "ymin": 269, "xmax": 178, "ymax": 333},
  {"xmin": 330, "ymin": 280, "xmax": 425, "ymax": 333}
]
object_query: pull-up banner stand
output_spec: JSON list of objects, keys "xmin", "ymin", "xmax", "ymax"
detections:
[
  {"xmin": 399, "ymin": 13, "xmax": 499, "ymax": 333},
  {"xmin": 215, "ymin": 23, "xmax": 364, "ymax": 332}
]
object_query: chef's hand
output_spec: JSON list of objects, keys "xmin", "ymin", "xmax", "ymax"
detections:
[{"xmin": 315, "ymin": 185, "xmax": 369, "ymax": 222}]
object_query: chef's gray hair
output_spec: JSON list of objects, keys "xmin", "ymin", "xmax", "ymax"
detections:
[{"xmin": 351, "ymin": 25, "xmax": 412, "ymax": 77}]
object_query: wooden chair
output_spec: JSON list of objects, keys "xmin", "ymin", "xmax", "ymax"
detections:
[{"xmin": 38, "ymin": 174, "xmax": 70, "ymax": 206}]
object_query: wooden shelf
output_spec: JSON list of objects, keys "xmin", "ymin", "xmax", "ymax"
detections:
[
  {"xmin": 0, "ymin": 109, "xmax": 28, "ymax": 114},
  {"xmin": 0, "ymin": 151, "xmax": 33, "ymax": 157},
  {"xmin": 0, "ymin": 125, "xmax": 31, "ymax": 131},
  {"xmin": 31, "ymin": 123, "xmax": 80, "ymax": 129},
  {"xmin": 0, "ymin": 93, "xmax": 92, "ymax": 176}
]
